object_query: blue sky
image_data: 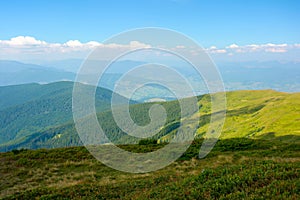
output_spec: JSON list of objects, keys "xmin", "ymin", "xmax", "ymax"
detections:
[
  {"xmin": 0, "ymin": 0, "xmax": 299, "ymax": 62},
  {"xmin": 1, "ymin": 0, "xmax": 299, "ymax": 46}
]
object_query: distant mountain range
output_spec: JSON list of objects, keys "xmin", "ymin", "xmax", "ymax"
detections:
[
  {"xmin": 218, "ymin": 61, "xmax": 300, "ymax": 92},
  {"xmin": 0, "ymin": 60, "xmax": 75, "ymax": 86},
  {"xmin": 1, "ymin": 59, "xmax": 299, "ymax": 97}
]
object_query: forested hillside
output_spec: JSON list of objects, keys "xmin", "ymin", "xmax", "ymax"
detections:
[{"xmin": 0, "ymin": 82, "xmax": 133, "ymax": 151}]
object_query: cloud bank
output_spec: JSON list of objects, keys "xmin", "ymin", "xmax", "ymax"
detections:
[
  {"xmin": 0, "ymin": 36, "xmax": 151, "ymax": 60},
  {"xmin": 205, "ymin": 43, "xmax": 300, "ymax": 54},
  {"xmin": 0, "ymin": 36, "xmax": 299, "ymax": 61}
]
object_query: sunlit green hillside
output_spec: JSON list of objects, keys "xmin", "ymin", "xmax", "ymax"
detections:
[
  {"xmin": 1, "ymin": 88, "xmax": 299, "ymax": 151},
  {"xmin": 161, "ymin": 90, "xmax": 300, "ymax": 142}
]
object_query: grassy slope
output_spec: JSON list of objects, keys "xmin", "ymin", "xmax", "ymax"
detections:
[
  {"xmin": 221, "ymin": 90, "xmax": 300, "ymax": 138},
  {"xmin": 0, "ymin": 138, "xmax": 299, "ymax": 199},
  {"xmin": 161, "ymin": 90, "xmax": 300, "ymax": 142}
]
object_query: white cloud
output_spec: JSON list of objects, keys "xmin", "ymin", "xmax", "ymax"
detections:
[
  {"xmin": 0, "ymin": 36, "xmax": 152, "ymax": 50},
  {"xmin": 0, "ymin": 36, "xmax": 151, "ymax": 60},
  {"xmin": 0, "ymin": 36, "xmax": 300, "ymax": 61},
  {"xmin": 209, "ymin": 49, "xmax": 227, "ymax": 54},
  {"xmin": 64, "ymin": 40, "xmax": 83, "ymax": 47},
  {"xmin": 223, "ymin": 43, "xmax": 297, "ymax": 54},
  {"xmin": 129, "ymin": 41, "xmax": 151, "ymax": 48},
  {"xmin": 0, "ymin": 36, "xmax": 47, "ymax": 46},
  {"xmin": 226, "ymin": 44, "xmax": 239, "ymax": 49},
  {"xmin": 86, "ymin": 41, "xmax": 101, "ymax": 46},
  {"xmin": 265, "ymin": 48, "xmax": 287, "ymax": 53},
  {"xmin": 203, "ymin": 46, "xmax": 227, "ymax": 54}
]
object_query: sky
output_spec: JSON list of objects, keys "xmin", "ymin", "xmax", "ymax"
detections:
[{"xmin": 0, "ymin": 0, "xmax": 299, "ymax": 62}]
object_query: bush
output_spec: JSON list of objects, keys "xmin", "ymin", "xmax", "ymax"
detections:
[
  {"xmin": 12, "ymin": 148, "xmax": 27, "ymax": 155},
  {"xmin": 138, "ymin": 139, "xmax": 157, "ymax": 145}
]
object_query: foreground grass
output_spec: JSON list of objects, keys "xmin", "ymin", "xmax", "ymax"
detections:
[{"xmin": 0, "ymin": 138, "xmax": 299, "ymax": 199}]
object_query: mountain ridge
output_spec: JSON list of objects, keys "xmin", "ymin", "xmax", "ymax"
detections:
[{"xmin": 0, "ymin": 85, "xmax": 299, "ymax": 152}]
